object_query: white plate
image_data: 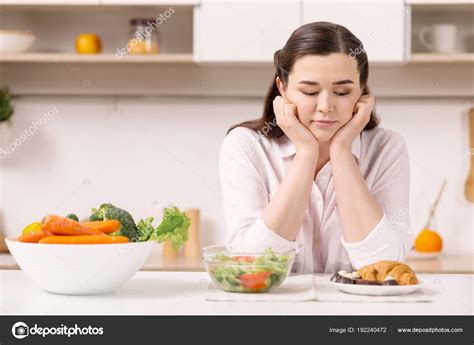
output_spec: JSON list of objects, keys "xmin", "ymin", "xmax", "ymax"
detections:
[{"xmin": 329, "ymin": 280, "xmax": 423, "ymax": 296}]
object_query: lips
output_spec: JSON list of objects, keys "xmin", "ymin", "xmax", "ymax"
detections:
[
  {"xmin": 311, "ymin": 119, "xmax": 337, "ymax": 128},
  {"xmin": 313, "ymin": 119, "xmax": 336, "ymax": 122}
]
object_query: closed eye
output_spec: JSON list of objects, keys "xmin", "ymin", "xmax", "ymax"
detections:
[{"xmin": 302, "ymin": 91, "xmax": 350, "ymax": 96}]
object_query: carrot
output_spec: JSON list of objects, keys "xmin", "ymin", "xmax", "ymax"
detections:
[
  {"xmin": 42, "ymin": 215, "xmax": 105, "ymax": 236},
  {"xmin": 39, "ymin": 235, "xmax": 129, "ymax": 244},
  {"xmin": 20, "ymin": 231, "xmax": 46, "ymax": 243},
  {"xmin": 41, "ymin": 227, "xmax": 55, "ymax": 236},
  {"xmin": 82, "ymin": 220, "xmax": 121, "ymax": 234}
]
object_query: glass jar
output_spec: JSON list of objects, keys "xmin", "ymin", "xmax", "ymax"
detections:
[{"xmin": 127, "ymin": 18, "xmax": 160, "ymax": 54}]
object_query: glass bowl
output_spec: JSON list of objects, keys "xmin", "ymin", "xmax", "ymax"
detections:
[{"xmin": 202, "ymin": 244, "xmax": 295, "ymax": 293}]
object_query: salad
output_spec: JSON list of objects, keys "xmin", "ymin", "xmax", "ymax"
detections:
[{"xmin": 206, "ymin": 248, "xmax": 293, "ymax": 293}]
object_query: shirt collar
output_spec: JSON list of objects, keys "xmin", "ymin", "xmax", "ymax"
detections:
[{"xmin": 278, "ymin": 134, "xmax": 361, "ymax": 161}]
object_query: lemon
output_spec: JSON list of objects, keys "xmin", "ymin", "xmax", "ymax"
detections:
[{"xmin": 22, "ymin": 222, "xmax": 42, "ymax": 236}]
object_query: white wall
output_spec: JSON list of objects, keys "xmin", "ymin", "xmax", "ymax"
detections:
[{"xmin": 1, "ymin": 95, "xmax": 473, "ymax": 254}]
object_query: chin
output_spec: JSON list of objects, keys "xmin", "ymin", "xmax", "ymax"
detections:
[{"xmin": 310, "ymin": 129, "xmax": 336, "ymax": 143}]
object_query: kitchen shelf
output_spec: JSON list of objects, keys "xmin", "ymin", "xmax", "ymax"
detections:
[
  {"xmin": 0, "ymin": 4, "xmax": 194, "ymax": 62},
  {"xmin": 405, "ymin": 254, "xmax": 474, "ymax": 274},
  {"xmin": 408, "ymin": 2, "xmax": 474, "ymax": 62},
  {"xmin": 406, "ymin": 0, "xmax": 473, "ymax": 5},
  {"xmin": 0, "ymin": 52, "xmax": 195, "ymax": 63},
  {"xmin": 100, "ymin": 0, "xmax": 200, "ymax": 4},
  {"xmin": 0, "ymin": 0, "xmax": 200, "ymax": 5},
  {"xmin": 409, "ymin": 53, "xmax": 474, "ymax": 63}
]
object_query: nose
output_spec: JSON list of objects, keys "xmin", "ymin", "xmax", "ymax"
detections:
[{"xmin": 316, "ymin": 92, "xmax": 334, "ymax": 114}]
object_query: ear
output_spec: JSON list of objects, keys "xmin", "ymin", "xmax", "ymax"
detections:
[
  {"xmin": 361, "ymin": 84, "xmax": 370, "ymax": 96},
  {"xmin": 352, "ymin": 88, "xmax": 364, "ymax": 114},
  {"xmin": 352, "ymin": 98, "xmax": 361, "ymax": 115},
  {"xmin": 276, "ymin": 76, "xmax": 287, "ymax": 98}
]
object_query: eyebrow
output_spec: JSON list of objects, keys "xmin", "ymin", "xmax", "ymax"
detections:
[{"xmin": 298, "ymin": 79, "xmax": 354, "ymax": 86}]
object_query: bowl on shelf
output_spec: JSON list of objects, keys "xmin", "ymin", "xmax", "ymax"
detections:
[
  {"xmin": 0, "ymin": 30, "xmax": 36, "ymax": 54},
  {"xmin": 202, "ymin": 244, "xmax": 295, "ymax": 293},
  {"xmin": 5, "ymin": 236, "xmax": 156, "ymax": 295}
]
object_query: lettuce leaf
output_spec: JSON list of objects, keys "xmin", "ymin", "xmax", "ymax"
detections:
[{"xmin": 137, "ymin": 207, "xmax": 191, "ymax": 251}]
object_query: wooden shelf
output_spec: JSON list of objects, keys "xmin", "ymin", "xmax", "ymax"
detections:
[
  {"xmin": 0, "ymin": 0, "xmax": 200, "ymax": 5},
  {"xmin": 0, "ymin": 53, "xmax": 195, "ymax": 63},
  {"xmin": 405, "ymin": 254, "xmax": 474, "ymax": 274},
  {"xmin": 406, "ymin": 0, "xmax": 473, "ymax": 4},
  {"xmin": 142, "ymin": 254, "xmax": 204, "ymax": 272},
  {"xmin": 409, "ymin": 53, "xmax": 474, "ymax": 63}
]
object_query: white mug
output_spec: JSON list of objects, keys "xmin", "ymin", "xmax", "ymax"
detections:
[{"xmin": 418, "ymin": 24, "xmax": 457, "ymax": 53}]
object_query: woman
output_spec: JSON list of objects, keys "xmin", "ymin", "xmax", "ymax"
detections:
[{"xmin": 219, "ymin": 22, "xmax": 413, "ymax": 273}]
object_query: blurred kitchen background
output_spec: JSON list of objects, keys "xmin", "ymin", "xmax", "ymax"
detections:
[{"xmin": 0, "ymin": 0, "xmax": 473, "ymax": 272}]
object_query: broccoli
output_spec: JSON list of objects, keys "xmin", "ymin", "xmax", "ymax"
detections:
[
  {"xmin": 0, "ymin": 88, "xmax": 14, "ymax": 123},
  {"xmin": 90, "ymin": 203, "xmax": 138, "ymax": 241},
  {"xmin": 65, "ymin": 213, "xmax": 79, "ymax": 222}
]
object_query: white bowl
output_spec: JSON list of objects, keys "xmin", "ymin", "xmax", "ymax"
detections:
[
  {"xmin": 0, "ymin": 30, "xmax": 36, "ymax": 53},
  {"xmin": 5, "ymin": 236, "xmax": 156, "ymax": 295}
]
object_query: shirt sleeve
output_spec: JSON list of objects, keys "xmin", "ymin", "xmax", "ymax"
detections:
[
  {"xmin": 340, "ymin": 132, "xmax": 414, "ymax": 269},
  {"xmin": 219, "ymin": 128, "xmax": 300, "ymax": 251}
]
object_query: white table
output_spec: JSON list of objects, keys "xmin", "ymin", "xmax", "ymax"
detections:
[{"xmin": 1, "ymin": 271, "xmax": 472, "ymax": 315}]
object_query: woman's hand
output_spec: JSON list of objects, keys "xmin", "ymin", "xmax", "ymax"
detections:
[
  {"xmin": 330, "ymin": 93, "xmax": 375, "ymax": 155},
  {"xmin": 273, "ymin": 96, "xmax": 319, "ymax": 154}
]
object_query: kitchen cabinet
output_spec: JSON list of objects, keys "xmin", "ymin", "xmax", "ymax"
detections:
[
  {"xmin": 193, "ymin": 0, "xmax": 300, "ymax": 62},
  {"xmin": 303, "ymin": 0, "xmax": 407, "ymax": 62},
  {"xmin": 194, "ymin": 0, "xmax": 407, "ymax": 63}
]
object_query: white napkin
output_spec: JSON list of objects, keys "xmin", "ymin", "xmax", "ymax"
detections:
[{"xmin": 206, "ymin": 274, "xmax": 432, "ymax": 302}]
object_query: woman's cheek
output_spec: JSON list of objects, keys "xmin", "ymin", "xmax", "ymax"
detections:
[
  {"xmin": 296, "ymin": 104, "xmax": 314, "ymax": 126},
  {"xmin": 340, "ymin": 112, "xmax": 353, "ymax": 126},
  {"xmin": 338, "ymin": 100, "xmax": 357, "ymax": 124},
  {"xmin": 289, "ymin": 95, "xmax": 313, "ymax": 125}
]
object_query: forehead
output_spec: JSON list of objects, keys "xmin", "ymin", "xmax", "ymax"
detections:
[{"xmin": 289, "ymin": 53, "xmax": 359, "ymax": 85}]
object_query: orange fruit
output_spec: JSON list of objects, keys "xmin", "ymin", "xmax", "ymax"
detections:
[
  {"xmin": 414, "ymin": 229, "xmax": 443, "ymax": 253},
  {"xmin": 75, "ymin": 33, "xmax": 102, "ymax": 54}
]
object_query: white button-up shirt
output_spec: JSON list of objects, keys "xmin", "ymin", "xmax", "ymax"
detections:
[{"xmin": 219, "ymin": 126, "xmax": 414, "ymax": 273}]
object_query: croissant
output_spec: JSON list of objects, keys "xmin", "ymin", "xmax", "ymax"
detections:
[{"xmin": 357, "ymin": 261, "xmax": 419, "ymax": 285}]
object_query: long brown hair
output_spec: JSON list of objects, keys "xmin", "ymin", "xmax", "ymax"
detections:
[{"xmin": 228, "ymin": 21, "xmax": 378, "ymax": 138}]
